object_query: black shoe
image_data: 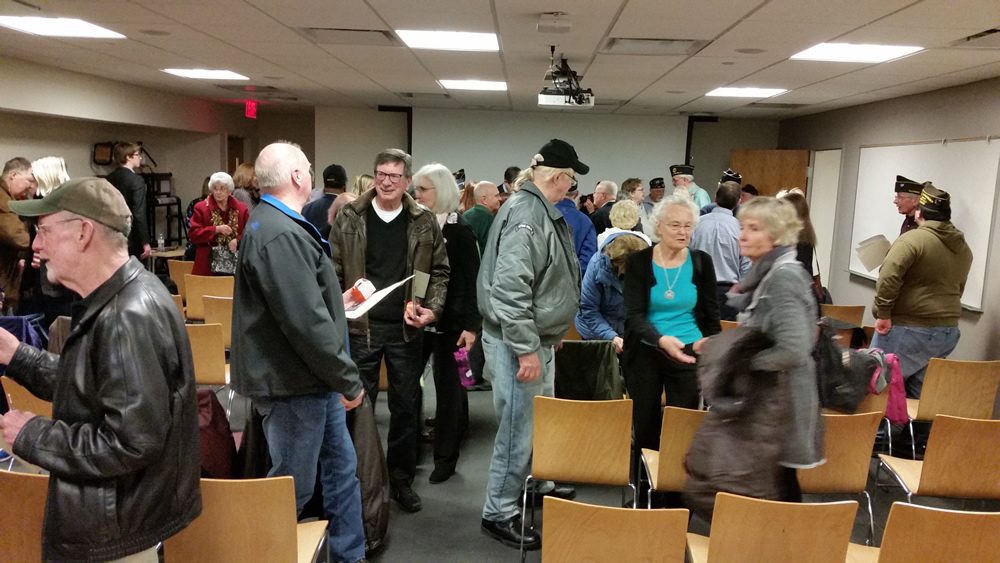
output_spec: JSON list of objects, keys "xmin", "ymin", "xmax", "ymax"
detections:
[
  {"xmin": 424, "ymin": 417, "xmax": 436, "ymax": 427},
  {"xmin": 429, "ymin": 465, "xmax": 455, "ymax": 484},
  {"xmin": 391, "ymin": 483, "xmax": 422, "ymax": 513},
  {"xmin": 481, "ymin": 516, "xmax": 540, "ymax": 550},
  {"xmin": 468, "ymin": 382, "xmax": 492, "ymax": 391},
  {"xmin": 523, "ymin": 484, "xmax": 577, "ymax": 506}
]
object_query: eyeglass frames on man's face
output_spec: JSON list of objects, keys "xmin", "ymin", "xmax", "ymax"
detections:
[
  {"xmin": 561, "ymin": 172, "xmax": 577, "ymax": 188},
  {"xmin": 375, "ymin": 170, "xmax": 405, "ymax": 183},
  {"xmin": 35, "ymin": 218, "xmax": 83, "ymax": 239}
]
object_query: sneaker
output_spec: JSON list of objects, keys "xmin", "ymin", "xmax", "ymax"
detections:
[{"xmin": 391, "ymin": 483, "xmax": 422, "ymax": 513}]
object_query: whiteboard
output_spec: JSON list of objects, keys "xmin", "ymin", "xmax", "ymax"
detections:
[
  {"xmin": 850, "ymin": 139, "xmax": 1000, "ymax": 311},
  {"xmin": 809, "ymin": 149, "xmax": 842, "ymax": 284}
]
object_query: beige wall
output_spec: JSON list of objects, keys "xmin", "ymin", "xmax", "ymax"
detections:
[
  {"xmin": 779, "ymin": 77, "xmax": 1000, "ymax": 361},
  {"xmin": 690, "ymin": 118, "xmax": 780, "ymax": 199},
  {"xmin": 314, "ymin": 107, "xmax": 408, "ymax": 185}
]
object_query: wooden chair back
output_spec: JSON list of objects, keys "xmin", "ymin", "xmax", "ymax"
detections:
[
  {"xmin": 853, "ymin": 391, "xmax": 887, "ymax": 417},
  {"xmin": 862, "ymin": 325, "xmax": 875, "ymax": 347},
  {"xmin": 171, "ymin": 294, "xmax": 184, "ymax": 316},
  {"xmin": 705, "ymin": 493, "xmax": 857, "ymax": 562},
  {"xmin": 167, "ymin": 260, "xmax": 194, "ymax": 301},
  {"xmin": 542, "ymin": 497, "xmax": 688, "ymax": 562},
  {"xmin": 876, "ymin": 502, "xmax": 1000, "ymax": 562},
  {"xmin": 1, "ymin": 376, "xmax": 53, "ymax": 418},
  {"xmin": 203, "ymin": 296, "xmax": 234, "ymax": 348},
  {"xmin": 186, "ymin": 323, "xmax": 228, "ymax": 386},
  {"xmin": 820, "ymin": 304, "xmax": 864, "ymax": 326},
  {"xmin": 563, "ymin": 323, "xmax": 582, "ymax": 341},
  {"xmin": 655, "ymin": 407, "xmax": 707, "ymax": 491},
  {"xmin": 184, "ymin": 274, "xmax": 234, "ymax": 321},
  {"xmin": 719, "ymin": 320, "xmax": 738, "ymax": 332},
  {"xmin": 0, "ymin": 470, "xmax": 48, "ymax": 562},
  {"xmin": 532, "ymin": 397, "xmax": 632, "ymax": 485},
  {"xmin": 798, "ymin": 412, "xmax": 882, "ymax": 493},
  {"xmin": 918, "ymin": 415, "xmax": 1000, "ymax": 499},
  {"xmin": 913, "ymin": 358, "xmax": 1000, "ymax": 421},
  {"xmin": 164, "ymin": 477, "xmax": 299, "ymax": 562}
]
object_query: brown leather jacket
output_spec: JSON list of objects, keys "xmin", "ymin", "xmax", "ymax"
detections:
[
  {"xmin": 329, "ymin": 189, "xmax": 449, "ymax": 341},
  {"xmin": 8, "ymin": 258, "xmax": 201, "ymax": 561}
]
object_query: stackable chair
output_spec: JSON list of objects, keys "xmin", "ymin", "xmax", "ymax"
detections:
[
  {"xmin": 686, "ymin": 492, "xmax": 857, "ymax": 563},
  {"xmin": 0, "ymin": 470, "xmax": 48, "ymax": 562},
  {"xmin": 185, "ymin": 323, "xmax": 234, "ymax": 417},
  {"xmin": 541, "ymin": 497, "xmax": 688, "ymax": 562},
  {"xmin": 202, "ymin": 296, "xmax": 234, "ymax": 349},
  {"xmin": 797, "ymin": 411, "xmax": 883, "ymax": 543},
  {"xmin": 719, "ymin": 320, "xmax": 739, "ymax": 332},
  {"xmin": 167, "ymin": 260, "xmax": 194, "ymax": 301},
  {"xmin": 163, "ymin": 477, "xmax": 328, "ymax": 563},
  {"xmin": 522, "ymin": 397, "xmax": 634, "ymax": 561},
  {"xmin": 902, "ymin": 358, "xmax": 1000, "ymax": 458},
  {"xmin": 846, "ymin": 502, "xmax": 1000, "ymax": 562},
  {"xmin": 877, "ymin": 415, "xmax": 1000, "ymax": 504},
  {"xmin": 183, "ymin": 274, "xmax": 234, "ymax": 322},
  {"xmin": 640, "ymin": 406, "xmax": 706, "ymax": 508}
]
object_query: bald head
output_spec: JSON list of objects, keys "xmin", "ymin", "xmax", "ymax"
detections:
[
  {"xmin": 474, "ymin": 181, "xmax": 501, "ymax": 213},
  {"xmin": 255, "ymin": 142, "xmax": 312, "ymax": 210}
]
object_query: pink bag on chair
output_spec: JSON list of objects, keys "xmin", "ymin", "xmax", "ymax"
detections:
[
  {"xmin": 454, "ymin": 347, "xmax": 474, "ymax": 389},
  {"xmin": 880, "ymin": 353, "xmax": 908, "ymax": 425}
]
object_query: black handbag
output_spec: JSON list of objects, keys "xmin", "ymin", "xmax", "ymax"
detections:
[{"xmin": 210, "ymin": 246, "xmax": 237, "ymax": 275}]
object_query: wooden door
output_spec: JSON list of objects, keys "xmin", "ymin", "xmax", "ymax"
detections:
[{"xmin": 730, "ymin": 149, "xmax": 809, "ymax": 196}]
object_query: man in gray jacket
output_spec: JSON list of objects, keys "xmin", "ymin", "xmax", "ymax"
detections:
[
  {"xmin": 478, "ymin": 139, "xmax": 586, "ymax": 550},
  {"xmin": 232, "ymin": 141, "xmax": 366, "ymax": 563}
]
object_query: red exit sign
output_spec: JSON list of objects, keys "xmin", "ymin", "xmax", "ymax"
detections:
[{"xmin": 245, "ymin": 99, "xmax": 258, "ymax": 119}]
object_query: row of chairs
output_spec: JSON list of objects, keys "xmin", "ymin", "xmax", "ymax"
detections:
[
  {"xmin": 0, "ymin": 471, "xmax": 327, "ymax": 563},
  {"xmin": 525, "ymin": 396, "xmax": 1000, "ymax": 560},
  {"xmin": 541, "ymin": 492, "xmax": 1000, "ymax": 562}
]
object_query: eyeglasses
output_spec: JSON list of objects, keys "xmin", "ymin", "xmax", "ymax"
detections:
[
  {"xmin": 893, "ymin": 194, "xmax": 918, "ymax": 202},
  {"xmin": 36, "ymin": 217, "xmax": 83, "ymax": 239},
  {"xmin": 375, "ymin": 170, "xmax": 405, "ymax": 183},
  {"xmin": 561, "ymin": 172, "xmax": 578, "ymax": 188},
  {"xmin": 415, "ymin": 184, "xmax": 436, "ymax": 192},
  {"xmin": 664, "ymin": 222, "xmax": 694, "ymax": 232}
]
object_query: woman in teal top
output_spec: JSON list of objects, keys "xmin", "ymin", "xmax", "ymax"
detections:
[{"xmin": 623, "ymin": 194, "xmax": 721, "ymax": 505}]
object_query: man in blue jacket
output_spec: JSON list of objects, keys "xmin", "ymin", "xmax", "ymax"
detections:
[
  {"xmin": 232, "ymin": 141, "xmax": 366, "ymax": 563},
  {"xmin": 555, "ymin": 185, "xmax": 597, "ymax": 280}
]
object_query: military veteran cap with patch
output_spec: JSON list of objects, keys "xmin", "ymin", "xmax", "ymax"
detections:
[
  {"xmin": 649, "ymin": 177, "xmax": 666, "ymax": 190},
  {"xmin": 894, "ymin": 175, "xmax": 922, "ymax": 196},
  {"xmin": 670, "ymin": 164, "xmax": 694, "ymax": 177},
  {"xmin": 720, "ymin": 168, "xmax": 742, "ymax": 184},
  {"xmin": 918, "ymin": 182, "xmax": 950, "ymax": 215},
  {"xmin": 10, "ymin": 177, "xmax": 132, "ymax": 235}
]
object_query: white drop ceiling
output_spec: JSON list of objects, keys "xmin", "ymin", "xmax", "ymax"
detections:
[{"xmin": 0, "ymin": 0, "xmax": 997, "ymax": 119}]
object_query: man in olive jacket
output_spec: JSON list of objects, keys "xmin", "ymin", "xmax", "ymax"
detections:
[
  {"xmin": 232, "ymin": 142, "xmax": 366, "ymax": 562},
  {"xmin": 0, "ymin": 177, "xmax": 200, "ymax": 562},
  {"xmin": 329, "ymin": 148, "xmax": 449, "ymax": 514}
]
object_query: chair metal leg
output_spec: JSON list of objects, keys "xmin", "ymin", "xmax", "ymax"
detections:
[
  {"xmin": 884, "ymin": 418, "xmax": 892, "ymax": 454},
  {"xmin": 908, "ymin": 420, "xmax": 916, "ymax": 459},
  {"xmin": 521, "ymin": 475, "xmax": 533, "ymax": 563},
  {"xmin": 862, "ymin": 490, "xmax": 875, "ymax": 545},
  {"xmin": 629, "ymin": 483, "xmax": 638, "ymax": 510},
  {"xmin": 225, "ymin": 387, "xmax": 235, "ymax": 419}
]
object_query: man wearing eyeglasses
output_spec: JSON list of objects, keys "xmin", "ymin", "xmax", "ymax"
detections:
[
  {"xmin": 105, "ymin": 142, "xmax": 151, "ymax": 259},
  {"xmin": 893, "ymin": 175, "xmax": 922, "ymax": 235},
  {"xmin": 0, "ymin": 177, "xmax": 201, "ymax": 561},
  {"xmin": 0, "ymin": 157, "xmax": 34, "ymax": 313},
  {"xmin": 330, "ymin": 148, "xmax": 449, "ymax": 514}
]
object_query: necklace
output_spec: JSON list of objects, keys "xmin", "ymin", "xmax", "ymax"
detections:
[{"xmin": 661, "ymin": 262, "xmax": 683, "ymax": 300}]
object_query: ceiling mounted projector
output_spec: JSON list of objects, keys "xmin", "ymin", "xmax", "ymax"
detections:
[{"xmin": 538, "ymin": 45, "xmax": 594, "ymax": 109}]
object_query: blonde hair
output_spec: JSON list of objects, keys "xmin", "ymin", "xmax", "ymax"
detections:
[
  {"xmin": 737, "ymin": 196, "xmax": 802, "ymax": 246},
  {"xmin": 351, "ymin": 174, "xmax": 374, "ymax": 195},
  {"xmin": 609, "ymin": 200, "xmax": 640, "ymax": 230},
  {"xmin": 31, "ymin": 156, "xmax": 70, "ymax": 197},
  {"xmin": 605, "ymin": 234, "xmax": 649, "ymax": 275},
  {"xmin": 513, "ymin": 165, "xmax": 563, "ymax": 191}
]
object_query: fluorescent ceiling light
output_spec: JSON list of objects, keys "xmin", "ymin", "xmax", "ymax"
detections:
[
  {"xmin": 0, "ymin": 16, "xmax": 124, "ymax": 38},
  {"xmin": 791, "ymin": 42, "xmax": 923, "ymax": 63},
  {"xmin": 163, "ymin": 69, "xmax": 249, "ymax": 80},
  {"xmin": 706, "ymin": 87, "xmax": 786, "ymax": 98},
  {"xmin": 396, "ymin": 30, "xmax": 498, "ymax": 52},
  {"xmin": 439, "ymin": 79, "xmax": 507, "ymax": 91}
]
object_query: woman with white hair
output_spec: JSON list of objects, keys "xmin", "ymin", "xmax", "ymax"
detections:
[
  {"xmin": 622, "ymin": 194, "xmax": 720, "ymax": 505},
  {"xmin": 188, "ymin": 171, "xmax": 249, "ymax": 276},
  {"xmin": 411, "ymin": 162, "xmax": 481, "ymax": 484},
  {"xmin": 30, "ymin": 156, "xmax": 70, "ymax": 198}
]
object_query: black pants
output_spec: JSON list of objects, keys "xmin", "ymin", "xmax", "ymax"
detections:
[
  {"xmin": 421, "ymin": 330, "xmax": 469, "ymax": 472},
  {"xmin": 350, "ymin": 322, "xmax": 423, "ymax": 486},
  {"xmin": 625, "ymin": 342, "xmax": 700, "ymax": 452},
  {"xmin": 468, "ymin": 332, "xmax": 486, "ymax": 384}
]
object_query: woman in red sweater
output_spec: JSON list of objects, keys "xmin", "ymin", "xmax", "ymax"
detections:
[{"xmin": 188, "ymin": 171, "xmax": 249, "ymax": 276}]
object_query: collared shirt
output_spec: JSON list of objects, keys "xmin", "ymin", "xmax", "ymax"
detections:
[{"xmin": 689, "ymin": 206, "xmax": 750, "ymax": 284}]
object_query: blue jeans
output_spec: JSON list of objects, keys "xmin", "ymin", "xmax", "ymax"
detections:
[
  {"xmin": 256, "ymin": 392, "xmax": 365, "ymax": 563},
  {"xmin": 871, "ymin": 325, "xmax": 960, "ymax": 398},
  {"xmin": 481, "ymin": 330, "xmax": 555, "ymax": 522}
]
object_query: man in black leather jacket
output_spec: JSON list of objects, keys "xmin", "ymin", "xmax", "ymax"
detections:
[{"xmin": 0, "ymin": 177, "xmax": 200, "ymax": 562}]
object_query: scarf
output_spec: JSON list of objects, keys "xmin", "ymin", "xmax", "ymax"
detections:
[{"xmin": 726, "ymin": 245, "xmax": 797, "ymax": 313}]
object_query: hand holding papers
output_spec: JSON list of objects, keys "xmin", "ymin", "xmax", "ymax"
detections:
[
  {"xmin": 856, "ymin": 234, "xmax": 891, "ymax": 271},
  {"xmin": 344, "ymin": 275, "xmax": 414, "ymax": 320}
]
